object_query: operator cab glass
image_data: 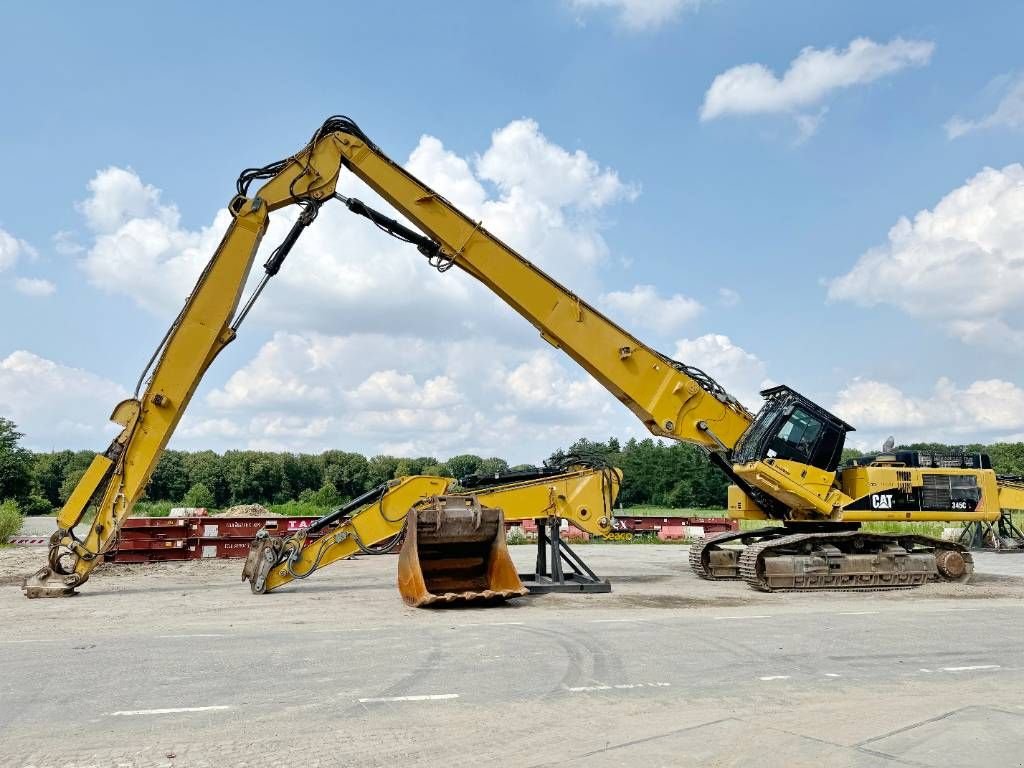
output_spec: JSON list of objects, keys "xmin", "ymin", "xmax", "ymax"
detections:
[{"xmin": 733, "ymin": 386, "xmax": 854, "ymax": 473}]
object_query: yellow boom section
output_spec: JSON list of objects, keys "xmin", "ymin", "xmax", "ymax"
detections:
[
  {"xmin": 1000, "ymin": 478, "xmax": 1024, "ymax": 511},
  {"xmin": 25, "ymin": 131, "xmax": 344, "ymax": 598},
  {"xmin": 329, "ymin": 131, "xmax": 752, "ymax": 451},
  {"xmin": 245, "ymin": 466, "xmax": 620, "ymax": 594}
]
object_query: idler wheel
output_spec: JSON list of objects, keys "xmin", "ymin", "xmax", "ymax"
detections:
[{"xmin": 935, "ymin": 549, "xmax": 968, "ymax": 580}]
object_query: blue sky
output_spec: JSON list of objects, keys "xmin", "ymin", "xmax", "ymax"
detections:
[{"xmin": 1, "ymin": 1, "xmax": 1022, "ymax": 462}]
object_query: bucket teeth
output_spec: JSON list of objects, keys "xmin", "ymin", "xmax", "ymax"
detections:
[{"xmin": 398, "ymin": 496, "xmax": 528, "ymax": 607}]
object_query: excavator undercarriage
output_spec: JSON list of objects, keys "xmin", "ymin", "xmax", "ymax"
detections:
[{"xmin": 690, "ymin": 526, "xmax": 973, "ymax": 592}]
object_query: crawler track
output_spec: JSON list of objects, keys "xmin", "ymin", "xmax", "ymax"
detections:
[
  {"xmin": 738, "ymin": 531, "xmax": 974, "ymax": 592},
  {"xmin": 688, "ymin": 527, "xmax": 787, "ymax": 580}
]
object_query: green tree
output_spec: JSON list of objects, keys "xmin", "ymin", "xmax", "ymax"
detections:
[
  {"xmin": 0, "ymin": 418, "xmax": 33, "ymax": 502},
  {"xmin": 310, "ymin": 481, "xmax": 342, "ymax": 507},
  {"xmin": 366, "ymin": 455, "xmax": 401, "ymax": 487},
  {"xmin": 148, "ymin": 450, "xmax": 190, "ymax": 501},
  {"xmin": 0, "ymin": 498, "xmax": 23, "ymax": 540},
  {"xmin": 182, "ymin": 482, "xmax": 215, "ymax": 508},
  {"xmin": 444, "ymin": 454, "xmax": 483, "ymax": 480}
]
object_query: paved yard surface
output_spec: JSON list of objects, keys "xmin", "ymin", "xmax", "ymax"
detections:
[{"xmin": 1, "ymin": 543, "xmax": 1022, "ymax": 767}]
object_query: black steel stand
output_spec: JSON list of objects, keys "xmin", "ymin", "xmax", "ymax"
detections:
[
  {"xmin": 959, "ymin": 510, "xmax": 1024, "ymax": 552},
  {"xmin": 519, "ymin": 517, "xmax": 611, "ymax": 593}
]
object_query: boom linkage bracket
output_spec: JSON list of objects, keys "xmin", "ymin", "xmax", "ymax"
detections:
[{"xmin": 518, "ymin": 517, "xmax": 611, "ymax": 594}]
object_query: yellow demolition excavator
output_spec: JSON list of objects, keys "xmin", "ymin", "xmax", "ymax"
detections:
[
  {"xmin": 24, "ymin": 115, "xmax": 1022, "ymax": 599},
  {"xmin": 241, "ymin": 460, "xmax": 619, "ymax": 605}
]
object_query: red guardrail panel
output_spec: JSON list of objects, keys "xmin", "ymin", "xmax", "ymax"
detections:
[
  {"xmin": 121, "ymin": 518, "xmax": 190, "ymax": 530},
  {"xmin": 114, "ymin": 537, "xmax": 189, "ymax": 551},
  {"xmin": 187, "ymin": 538, "xmax": 255, "ymax": 559},
  {"xmin": 185, "ymin": 517, "xmax": 320, "ymax": 538}
]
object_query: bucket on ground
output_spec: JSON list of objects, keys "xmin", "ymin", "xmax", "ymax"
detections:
[{"xmin": 397, "ymin": 495, "xmax": 528, "ymax": 607}]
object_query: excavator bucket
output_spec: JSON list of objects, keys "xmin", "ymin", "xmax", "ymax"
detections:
[{"xmin": 398, "ymin": 496, "xmax": 528, "ymax": 607}]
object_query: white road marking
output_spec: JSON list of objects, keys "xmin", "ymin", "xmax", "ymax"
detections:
[
  {"xmin": 0, "ymin": 638, "xmax": 61, "ymax": 644},
  {"xmin": 941, "ymin": 665, "xmax": 1000, "ymax": 672},
  {"xmin": 109, "ymin": 706, "xmax": 231, "ymax": 717},
  {"xmin": 824, "ymin": 673, "xmax": 841, "ymax": 678},
  {"xmin": 566, "ymin": 683, "xmax": 670, "ymax": 692},
  {"xmin": 311, "ymin": 627, "xmax": 383, "ymax": 633},
  {"xmin": 919, "ymin": 668, "xmax": 933, "ymax": 673},
  {"xmin": 590, "ymin": 618, "xmax": 641, "ymax": 623},
  {"xmin": 714, "ymin": 615, "xmax": 771, "ymax": 621},
  {"xmin": 759, "ymin": 676, "xmax": 790, "ymax": 681},
  {"xmin": 358, "ymin": 694, "xmax": 459, "ymax": 703},
  {"xmin": 157, "ymin": 633, "xmax": 227, "ymax": 639},
  {"xmin": 459, "ymin": 621, "xmax": 525, "ymax": 627},
  {"xmin": 837, "ymin": 611, "xmax": 878, "ymax": 616}
]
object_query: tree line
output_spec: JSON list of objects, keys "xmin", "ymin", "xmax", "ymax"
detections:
[{"xmin": 2, "ymin": 416, "xmax": 1024, "ymax": 515}]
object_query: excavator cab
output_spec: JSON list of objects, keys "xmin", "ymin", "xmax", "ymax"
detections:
[{"xmin": 733, "ymin": 386, "xmax": 853, "ymax": 473}]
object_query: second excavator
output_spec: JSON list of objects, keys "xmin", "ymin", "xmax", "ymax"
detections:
[{"xmin": 243, "ymin": 460, "xmax": 620, "ymax": 605}]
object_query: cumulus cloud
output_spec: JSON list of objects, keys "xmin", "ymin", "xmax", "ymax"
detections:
[
  {"xmin": 14, "ymin": 277, "xmax": 56, "ymax": 297},
  {"xmin": 196, "ymin": 331, "xmax": 630, "ymax": 461},
  {"xmin": 58, "ymin": 116, "xmax": 653, "ymax": 462},
  {"xmin": 833, "ymin": 377, "xmax": 1024, "ymax": 449},
  {"xmin": 0, "ymin": 227, "xmax": 37, "ymax": 272},
  {"xmin": 828, "ymin": 163, "xmax": 1024, "ymax": 350},
  {"xmin": 74, "ymin": 119, "xmax": 636, "ymax": 336},
  {"xmin": 946, "ymin": 73, "xmax": 1024, "ymax": 139},
  {"xmin": 673, "ymin": 334, "xmax": 771, "ymax": 410},
  {"xmin": 0, "ymin": 351, "xmax": 126, "ymax": 448},
  {"xmin": 600, "ymin": 284, "xmax": 701, "ymax": 334},
  {"xmin": 567, "ymin": 0, "xmax": 702, "ymax": 30},
  {"xmin": 700, "ymin": 37, "xmax": 934, "ymax": 136}
]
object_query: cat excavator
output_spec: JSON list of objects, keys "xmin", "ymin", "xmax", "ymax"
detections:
[
  {"xmin": 242, "ymin": 459, "xmax": 620, "ymax": 605},
  {"xmin": 24, "ymin": 114, "xmax": 1019, "ymax": 599}
]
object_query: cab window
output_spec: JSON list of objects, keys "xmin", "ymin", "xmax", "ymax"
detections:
[{"xmin": 767, "ymin": 408, "xmax": 823, "ymax": 463}]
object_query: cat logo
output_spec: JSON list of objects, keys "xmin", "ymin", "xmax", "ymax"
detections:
[{"xmin": 871, "ymin": 493, "xmax": 894, "ymax": 510}]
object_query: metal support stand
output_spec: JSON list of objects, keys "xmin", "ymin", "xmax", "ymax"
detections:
[
  {"xmin": 959, "ymin": 510, "xmax": 1024, "ymax": 552},
  {"xmin": 519, "ymin": 517, "xmax": 611, "ymax": 594}
]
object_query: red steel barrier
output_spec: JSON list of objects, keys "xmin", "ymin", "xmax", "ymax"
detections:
[
  {"xmin": 108, "ymin": 516, "xmax": 326, "ymax": 562},
  {"xmin": 106, "ymin": 513, "xmax": 739, "ymax": 563}
]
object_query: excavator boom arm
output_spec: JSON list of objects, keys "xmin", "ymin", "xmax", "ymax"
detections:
[
  {"xmin": 25, "ymin": 129, "xmax": 343, "ymax": 597},
  {"xmin": 246, "ymin": 465, "xmax": 621, "ymax": 594},
  {"xmin": 330, "ymin": 126, "xmax": 752, "ymax": 451}
]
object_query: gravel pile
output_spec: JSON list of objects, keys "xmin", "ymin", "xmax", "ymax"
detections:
[{"xmin": 214, "ymin": 504, "xmax": 279, "ymax": 518}]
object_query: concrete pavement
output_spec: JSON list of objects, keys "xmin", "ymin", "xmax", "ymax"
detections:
[{"xmin": 1, "ymin": 545, "xmax": 1022, "ymax": 767}]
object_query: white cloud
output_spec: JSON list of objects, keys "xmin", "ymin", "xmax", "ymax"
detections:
[
  {"xmin": 700, "ymin": 37, "xmax": 934, "ymax": 136},
  {"xmin": 53, "ymin": 230, "xmax": 84, "ymax": 256},
  {"xmin": 0, "ymin": 351, "xmax": 126, "ymax": 448},
  {"xmin": 946, "ymin": 73, "xmax": 1024, "ymax": 139},
  {"xmin": 567, "ymin": 0, "xmax": 702, "ymax": 30},
  {"xmin": 833, "ymin": 377, "xmax": 1024, "ymax": 449},
  {"xmin": 77, "ymin": 166, "xmax": 174, "ymax": 233},
  {"xmin": 0, "ymin": 227, "xmax": 37, "ymax": 272},
  {"xmin": 600, "ymin": 284, "xmax": 701, "ymax": 334},
  {"xmin": 196, "ymin": 331, "xmax": 631, "ymax": 462},
  {"xmin": 477, "ymin": 119, "xmax": 638, "ymax": 210},
  {"xmin": 56, "ymin": 119, "xmax": 655, "ymax": 461},
  {"xmin": 74, "ymin": 119, "xmax": 636, "ymax": 335},
  {"xmin": 673, "ymin": 334, "xmax": 770, "ymax": 409},
  {"xmin": 717, "ymin": 287, "xmax": 740, "ymax": 307},
  {"xmin": 14, "ymin": 277, "xmax": 56, "ymax": 297},
  {"xmin": 828, "ymin": 163, "xmax": 1024, "ymax": 350}
]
